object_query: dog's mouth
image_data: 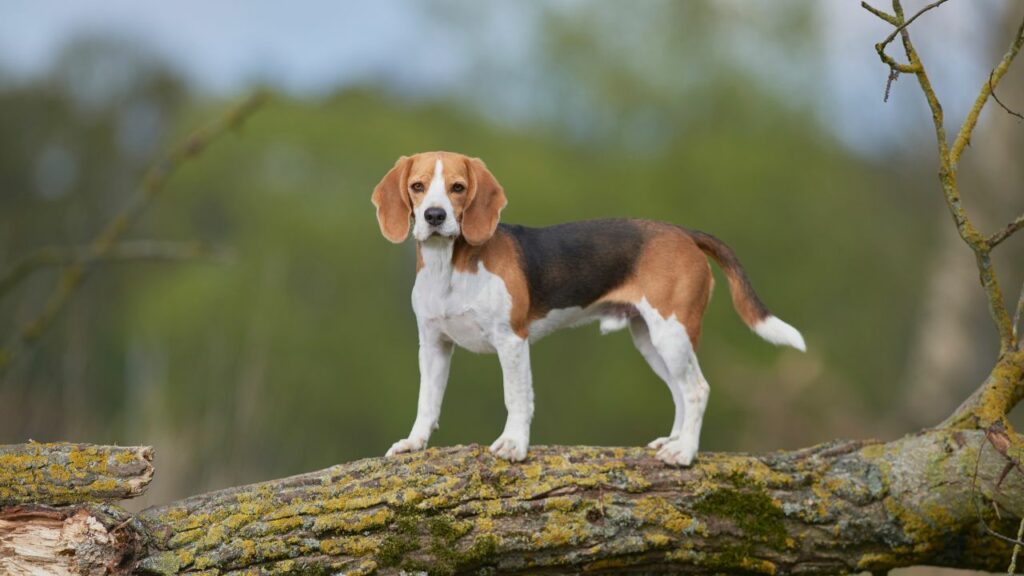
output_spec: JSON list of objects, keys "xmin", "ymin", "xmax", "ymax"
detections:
[
  {"xmin": 419, "ymin": 229, "xmax": 457, "ymax": 242},
  {"xmin": 428, "ymin": 226, "xmax": 458, "ymax": 237}
]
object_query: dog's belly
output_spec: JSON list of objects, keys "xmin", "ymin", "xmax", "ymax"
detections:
[{"xmin": 528, "ymin": 302, "xmax": 636, "ymax": 343}]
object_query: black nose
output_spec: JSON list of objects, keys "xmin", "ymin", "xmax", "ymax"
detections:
[{"xmin": 424, "ymin": 207, "xmax": 447, "ymax": 226}]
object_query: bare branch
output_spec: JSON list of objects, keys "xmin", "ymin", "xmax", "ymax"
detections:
[
  {"xmin": 863, "ymin": 0, "xmax": 948, "ymax": 84},
  {"xmin": 0, "ymin": 92, "xmax": 266, "ymax": 373},
  {"xmin": 990, "ymin": 214, "xmax": 1024, "ymax": 249},
  {"xmin": 942, "ymin": 349, "xmax": 1024, "ymax": 429},
  {"xmin": 0, "ymin": 240, "xmax": 232, "ymax": 300},
  {"xmin": 890, "ymin": 0, "xmax": 950, "ymax": 165},
  {"xmin": 880, "ymin": 0, "xmax": 1018, "ymax": 356},
  {"xmin": 1015, "ymin": 279, "xmax": 1024, "ymax": 348},
  {"xmin": 879, "ymin": 0, "xmax": 949, "ymax": 59},
  {"xmin": 950, "ymin": 15, "xmax": 1024, "ymax": 165},
  {"xmin": 861, "ymin": 1, "xmax": 899, "ymax": 26},
  {"xmin": 1010, "ymin": 517, "xmax": 1024, "ymax": 575}
]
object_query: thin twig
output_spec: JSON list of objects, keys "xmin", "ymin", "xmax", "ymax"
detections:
[
  {"xmin": 884, "ymin": 69, "xmax": 899, "ymax": 103},
  {"xmin": 879, "ymin": 0, "xmax": 949, "ymax": 57},
  {"xmin": 863, "ymin": 0, "xmax": 948, "ymax": 82},
  {"xmin": 991, "ymin": 215, "xmax": 1024, "ymax": 249},
  {"xmin": 990, "ymin": 71, "xmax": 1024, "ymax": 121},
  {"xmin": 0, "ymin": 241, "xmax": 233, "ymax": 299},
  {"xmin": 862, "ymin": 1, "xmax": 899, "ymax": 26},
  {"xmin": 1014, "ymin": 280, "xmax": 1024, "ymax": 349},
  {"xmin": 863, "ymin": 2, "xmax": 918, "ymax": 74},
  {"xmin": 971, "ymin": 438, "xmax": 1024, "ymax": 548},
  {"xmin": 0, "ymin": 92, "xmax": 267, "ymax": 373},
  {"xmin": 1010, "ymin": 516, "xmax": 1024, "ymax": 575}
]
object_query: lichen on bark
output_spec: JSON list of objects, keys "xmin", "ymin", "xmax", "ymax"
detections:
[
  {"xmin": 112, "ymin": 431, "xmax": 1018, "ymax": 575},
  {"xmin": 0, "ymin": 430, "xmax": 1021, "ymax": 575},
  {"xmin": 0, "ymin": 442, "xmax": 153, "ymax": 506}
]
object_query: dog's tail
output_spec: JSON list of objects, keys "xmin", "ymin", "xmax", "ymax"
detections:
[{"xmin": 686, "ymin": 229, "xmax": 806, "ymax": 352}]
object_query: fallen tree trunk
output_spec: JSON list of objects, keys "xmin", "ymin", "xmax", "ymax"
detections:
[{"xmin": 1, "ymin": 430, "xmax": 1021, "ymax": 575}]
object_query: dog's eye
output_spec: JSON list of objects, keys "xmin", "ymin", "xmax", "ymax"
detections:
[
  {"xmin": 451, "ymin": 183, "xmax": 465, "ymax": 193},
  {"xmin": 410, "ymin": 182, "xmax": 425, "ymax": 193}
]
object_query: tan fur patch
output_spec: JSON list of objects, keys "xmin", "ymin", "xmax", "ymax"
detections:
[
  {"xmin": 597, "ymin": 224, "xmax": 713, "ymax": 349},
  {"xmin": 451, "ymin": 230, "xmax": 531, "ymax": 338}
]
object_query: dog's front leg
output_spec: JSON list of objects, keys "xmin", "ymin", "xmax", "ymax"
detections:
[
  {"xmin": 489, "ymin": 334, "xmax": 533, "ymax": 462},
  {"xmin": 386, "ymin": 329, "xmax": 453, "ymax": 456}
]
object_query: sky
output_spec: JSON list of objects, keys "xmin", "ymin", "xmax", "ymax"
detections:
[
  {"xmin": 0, "ymin": 1, "xmax": 534, "ymax": 94},
  {"xmin": 0, "ymin": 1, "xmax": 1012, "ymax": 156}
]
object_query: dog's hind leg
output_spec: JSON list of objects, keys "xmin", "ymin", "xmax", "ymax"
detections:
[
  {"xmin": 629, "ymin": 317, "xmax": 684, "ymax": 450},
  {"xmin": 635, "ymin": 300, "xmax": 708, "ymax": 467},
  {"xmin": 678, "ymin": 349, "xmax": 711, "ymax": 463}
]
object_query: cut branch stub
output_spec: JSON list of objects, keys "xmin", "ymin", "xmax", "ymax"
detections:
[
  {"xmin": 0, "ymin": 443, "xmax": 154, "ymax": 506},
  {"xmin": 0, "ymin": 505, "xmax": 143, "ymax": 576}
]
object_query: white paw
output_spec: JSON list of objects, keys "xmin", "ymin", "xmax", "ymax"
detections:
[
  {"xmin": 489, "ymin": 434, "xmax": 529, "ymax": 461},
  {"xmin": 656, "ymin": 438, "xmax": 698, "ymax": 467},
  {"xmin": 647, "ymin": 435, "xmax": 678, "ymax": 450},
  {"xmin": 385, "ymin": 436, "xmax": 427, "ymax": 457}
]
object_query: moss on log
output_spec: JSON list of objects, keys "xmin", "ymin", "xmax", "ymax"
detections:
[
  {"xmin": 0, "ymin": 443, "xmax": 154, "ymax": 506},
  {"xmin": 1, "ymin": 431, "xmax": 1021, "ymax": 575}
]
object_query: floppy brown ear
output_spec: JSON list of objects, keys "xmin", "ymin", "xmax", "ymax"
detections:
[
  {"xmin": 462, "ymin": 157, "xmax": 507, "ymax": 246},
  {"xmin": 371, "ymin": 156, "xmax": 412, "ymax": 243}
]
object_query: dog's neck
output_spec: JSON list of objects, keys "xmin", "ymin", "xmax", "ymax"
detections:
[
  {"xmin": 416, "ymin": 235, "xmax": 488, "ymax": 288},
  {"xmin": 418, "ymin": 236, "xmax": 455, "ymax": 277}
]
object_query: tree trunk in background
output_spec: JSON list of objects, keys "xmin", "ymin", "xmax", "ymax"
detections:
[{"xmin": 903, "ymin": 230, "xmax": 990, "ymax": 426}]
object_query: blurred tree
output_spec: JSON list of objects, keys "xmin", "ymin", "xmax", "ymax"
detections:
[{"xmin": 0, "ymin": 37, "xmax": 188, "ymax": 441}]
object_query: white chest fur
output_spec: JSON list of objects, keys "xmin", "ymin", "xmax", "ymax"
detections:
[{"xmin": 412, "ymin": 240, "xmax": 513, "ymax": 354}]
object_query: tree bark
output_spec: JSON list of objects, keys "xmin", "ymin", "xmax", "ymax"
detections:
[
  {"xmin": 0, "ymin": 444, "xmax": 152, "ymax": 576},
  {"xmin": 0, "ymin": 443, "xmax": 154, "ymax": 506},
  {"xmin": 1, "ymin": 432, "xmax": 1021, "ymax": 575}
]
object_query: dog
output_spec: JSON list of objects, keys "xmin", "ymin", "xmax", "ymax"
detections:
[{"xmin": 371, "ymin": 151, "xmax": 805, "ymax": 466}]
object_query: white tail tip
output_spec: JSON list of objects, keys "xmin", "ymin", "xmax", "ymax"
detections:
[{"xmin": 753, "ymin": 315, "xmax": 806, "ymax": 352}]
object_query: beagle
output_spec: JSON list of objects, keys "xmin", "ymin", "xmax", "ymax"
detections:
[{"xmin": 372, "ymin": 151, "xmax": 805, "ymax": 466}]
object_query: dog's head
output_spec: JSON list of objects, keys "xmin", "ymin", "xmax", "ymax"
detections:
[{"xmin": 371, "ymin": 152, "xmax": 507, "ymax": 245}]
